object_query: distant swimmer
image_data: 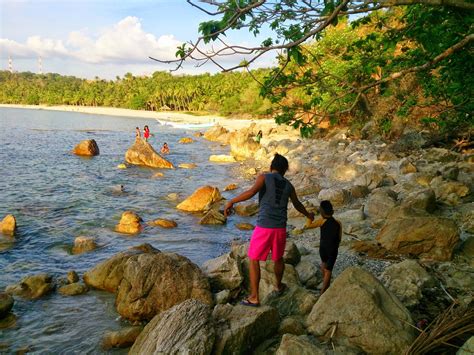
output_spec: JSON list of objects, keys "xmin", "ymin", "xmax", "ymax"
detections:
[
  {"xmin": 161, "ymin": 142, "xmax": 170, "ymax": 154},
  {"xmin": 143, "ymin": 125, "xmax": 150, "ymax": 142},
  {"xmin": 135, "ymin": 127, "xmax": 141, "ymax": 139}
]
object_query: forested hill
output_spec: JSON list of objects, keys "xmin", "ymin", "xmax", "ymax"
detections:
[{"xmin": 0, "ymin": 69, "xmax": 272, "ymax": 118}]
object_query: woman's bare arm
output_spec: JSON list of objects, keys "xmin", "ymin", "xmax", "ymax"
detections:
[{"xmin": 224, "ymin": 174, "xmax": 265, "ymax": 216}]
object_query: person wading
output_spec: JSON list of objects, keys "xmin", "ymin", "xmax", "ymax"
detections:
[{"xmin": 224, "ymin": 154, "xmax": 315, "ymax": 306}]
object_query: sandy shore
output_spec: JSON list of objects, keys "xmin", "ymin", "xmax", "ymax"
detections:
[{"xmin": 0, "ymin": 104, "xmax": 276, "ymax": 131}]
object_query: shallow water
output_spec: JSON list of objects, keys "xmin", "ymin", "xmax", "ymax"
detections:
[{"xmin": 0, "ymin": 108, "xmax": 254, "ymax": 353}]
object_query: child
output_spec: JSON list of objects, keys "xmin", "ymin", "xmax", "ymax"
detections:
[
  {"xmin": 161, "ymin": 142, "xmax": 170, "ymax": 154},
  {"xmin": 305, "ymin": 200, "xmax": 342, "ymax": 295},
  {"xmin": 135, "ymin": 127, "xmax": 141, "ymax": 139},
  {"xmin": 224, "ymin": 154, "xmax": 314, "ymax": 306},
  {"xmin": 143, "ymin": 125, "xmax": 150, "ymax": 142},
  {"xmin": 255, "ymin": 130, "xmax": 263, "ymax": 144}
]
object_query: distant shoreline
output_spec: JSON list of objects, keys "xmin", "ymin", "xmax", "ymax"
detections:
[{"xmin": 0, "ymin": 104, "xmax": 276, "ymax": 131}]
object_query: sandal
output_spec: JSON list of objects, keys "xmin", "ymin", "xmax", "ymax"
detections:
[
  {"xmin": 274, "ymin": 283, "xmax": 288, "ymax": 296},
  {"xmin": 240, "ymin": 298, "xmax": 260, "ymax": 307}
]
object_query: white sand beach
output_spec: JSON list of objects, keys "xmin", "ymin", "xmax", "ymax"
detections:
[{"xmin": 0, "ymin": 104, "xmax": 276, "ymax": 131}]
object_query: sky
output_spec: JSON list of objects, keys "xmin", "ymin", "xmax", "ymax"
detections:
[{"xmin": 0, "ymin": 0, "xmax": 276, "ymax": 79}]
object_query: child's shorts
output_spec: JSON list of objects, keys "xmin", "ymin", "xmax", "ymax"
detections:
[{"xmin": 248, "ymin": 226, "xmax": 287, "ymax": 261}]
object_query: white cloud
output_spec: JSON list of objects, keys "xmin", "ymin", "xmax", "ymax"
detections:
[{"xmin": 0, "ymin": 16, "xmax": 181, "ymax": 64}]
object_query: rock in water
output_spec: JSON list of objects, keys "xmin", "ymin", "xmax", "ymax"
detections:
[
  {"xmin": 209, "ymin": 155, "xmax": 236, "ymax": 163},
  {"xmin": 72, "ymin": 236, "xmax": 97, "ymax": 254},
  {"xmin": 234, "ymin": 202, "xmax": 259, "ymax": 216},
  {"xmin": 176, "ymin": 186, "xmax": 222, "ymax": 212},
  {"xmin": 199, "ymin": 209, "xmax": 226, "ymax": 225},
  {"xmin": 125, "ymin": 139, "xmax": 174, "ymax": 169},
  {"xmin": 115, "ymin": 211, "xmax": 142, "ymax": 235},
  {"xmin": 178, "ymin": 163, "xmax": 197, "ymax": 169},
  {"xmin": 102, "ymin": 326, "xmax": 143, "ymax": 350},
  {"xmin": 0, "ymin": 293, "xmax": 14, "ymax": 318},
  {"xmin": 58, "ymin": 282, "xmax": 89, "ymax": 296},
  {"xmin": 5, "ymin": 273, "xmax": 54, "ymax": 299},
  {"xmin": 83, "ymin": 244, "xmax": 213, "ymax": 321},
  {"xmin": 212, "ymin": 303, "xmax": 279, "ymax": 354},
  {"xmin": 224, "ymin": 183, "xmax": 238, "ymax": 191},
  {"xmin": 178, "ymin": 137, "xmax": 194, "ymax": 144},
  {"xmin": 376, "ymin": 216, "xmax": 459, "ymax": 261},
  {"xmin": 130, "ymin": 299, "xmax": 214, "ymax": 355},
  {"xmin": 148, "ymin": 218, "xmax": 177, "ymax": 229},
  {"xmin": 0, "ymin": 214, "xmax": 16, "ymax": 236},
  {"xmin": 67, "ymin": 271, "xmax": 79, "ymax": 284},
  {"xmin": 306, "ymin": 267, "xmax": 415, "ymax": 354},
  {"xmin": 235, "ymin": 223, "xmax": 254, "ymax": 231},
  {"xmin": 73, "ymin": 139, "xmax": 99, "ymax": 156},
  {"xmin": 203, "ymin": 125, "xmax": 229, "ymax": 143}
]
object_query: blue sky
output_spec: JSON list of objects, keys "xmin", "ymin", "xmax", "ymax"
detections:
[{"xmin": 0, "ymin": 0, "xmax": 275, "ymax": 79}]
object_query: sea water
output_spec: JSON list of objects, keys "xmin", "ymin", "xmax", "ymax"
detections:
[{"xmin": 0, "ymin": 108, "xmax": 254, "ymax": 353}]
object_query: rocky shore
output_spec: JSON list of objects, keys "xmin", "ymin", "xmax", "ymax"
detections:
[{"xmin": 1, "ymin": 121, "xmax": 473, "ymax": 354}]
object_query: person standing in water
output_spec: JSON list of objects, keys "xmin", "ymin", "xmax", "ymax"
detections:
[
  {"xmin": 161, "ymin": 142, "xmax": 170, "ymax": 154},
  {"xmin": 143, "ymin": 125, "xmax": 150, "ymax": 142},
  {"xmin": 224, "ymin": 154, "xmax": 314, "ymax": 306},
  {"xmin": 305, "ymin": 200, "xmax": 342, "ymax": 294},
  {"xmin": 135, "ymin": 127, "xmax": 141, "ymax": 139}
]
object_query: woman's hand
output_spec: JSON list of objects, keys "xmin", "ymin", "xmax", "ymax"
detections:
[{"xmin": 224, "ymin": 201, "xmax": 234, "ymax": 217}]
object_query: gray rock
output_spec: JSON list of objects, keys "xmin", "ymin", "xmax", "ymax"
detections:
[
  {"xmin": 276, "ymin": 334, "xmax": 325, "ymax": 355},
  {"xmin": 318, "ymin": 188, "xmax": 349, "ymax": 207},
  {"xmin": 350, "ymin": 185, "xmax": 370, "ymax": 199},
  {"xmin": 400, "ymin": 188, "xmax": 436, "ymax": 213},
  {"xmin": 307, "ymin": 267, "xmax": 415, "ymax": 354},
  {"xmin": 202, "ymin": 253, "xmax": 243, "ymax": 291},
  {"xmin": 263, "ymin": 286, "xmax": 318, "ymax": 318},
  {"xmin": 295, "ymin": 256, "xmax": 320, "ymax": 284},
  {"xmin": 365, "ymin": 188, "xmax": 397, "ymax": 220},
  {"xmin": 381, "ymin": 260, "xmax": 435, "ymax": 307},
  {"xmin": 5, "ymin": 273, "xmax": 54, "ymax": 299},
  {"xmin": 212, "ymin": 303, "xmax": 279, "ymax": 355},
  {"xmin": 130, "ymin": 299, "xmax": 214, "ymax": 355},
  {"xmin": 278, "ymin": 317, "xmax": 306, "ymax": 336}
]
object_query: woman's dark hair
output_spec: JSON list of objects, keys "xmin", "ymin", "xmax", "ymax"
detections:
[
  {"xmin": 270, "ymin": 154, "xmax": 289, "ymax": 175},
  {"xmin": 320, "ymin": 200, "xmax": 334, "ymax": 216}
]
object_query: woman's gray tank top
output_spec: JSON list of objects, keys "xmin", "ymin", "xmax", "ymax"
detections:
[{"xmin": 257, "ymin": 173, "xmax": 293, "ymax": 228}]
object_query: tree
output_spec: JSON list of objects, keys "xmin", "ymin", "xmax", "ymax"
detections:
[{"xmin": 154, "ymin": 0, "xmax": 474, "ymax": 137}]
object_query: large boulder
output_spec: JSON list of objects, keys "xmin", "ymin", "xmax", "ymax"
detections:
[
  {"xmin": 5, "ymin": 273, "xmax": 54, "ymax": 299},
  {"xmin": 130, "ymin": 299, "xmax": 214, "ymax": 355},
  {"xmin": 125, "ymin": 139, "xmax": 174, "ymax": 169},
  {"xmin": 83, "ymin": 244, "xmax": 213, "ymax": 321},
  {"xmin": 376, "ymin": 216, "xmax": 460, "ymax": 261},
  {"xmin": 72, "ymin": 236, "xmax": 97, "ymax": 254},
  {"xmin": 317, "ymin": 188, "xmax": 349, "ymax": 207},
  {"xmin": 229, "ymin": 131, "xmax": 260, "ymax": 160},
  {"xmin": 115, "ymin": 211, "xmax": 142, "ymax": 235},
  {"xmin": 73, "ymin": 139, "xmax": 99, "ymax": 156},
  {"xmin": 264, "ymin": 286, "xmax": 318, "ymax": 318},
  {"xmin": 0, "ymin": 214, "xmax": 16, "ymax": 236},
  {"xmin": 400, "ymin": 188, "xmax": 436, "ymax": 213},
  {"xmin": 307, "ymin": 267, "xmax": 415, "ymax": 354},
  {"xmin": 354, "ymin": 171, "xmax": 385, "ymax": 191},
  {"xmin": 202, "ymin": 253, "xmax": 243, "ymax": 292},
  {"xmin": 381, "ymin": 260, "xmax": 435, "ymax": 307},
  {"xmin": 212, "ymin": 303, "xmax": 279, "ymax": 355},
  {"xmin": 0, "ymin": 293, "xmax": 14, "ymax": 318},
  {"xmin": 204, "ymin": 125, "xmax": 229, "ymax": 142},
  {"xmin": 276, "ymin": 334, "xmax": 325, "ymax": 355},
  {"xmin": 176, "ymin": 186, "xmax": 222, "ymax": 212},
  {"xmin": 431, "ymin": 178, "xmax": 470, "ymax": 205},
  {"xmin": 365, "ymin": 188, "xmax": 397, "ymax": 220}
]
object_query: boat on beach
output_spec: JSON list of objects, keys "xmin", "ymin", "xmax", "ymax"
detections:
[{"xmin": 155, "ymin": 118, "xmax": 216, "ymax": 130}]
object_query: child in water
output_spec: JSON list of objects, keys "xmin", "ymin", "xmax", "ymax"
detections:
[
  {"xmin": 305, "ymin": 200, "xmax": 342, "ymax": 295},
  {"xmin": 143, "ymin": 125, "xmax": 150, "ymax": 142},
  {"xmin": 135, "ymin": 127, "xmax": 141, "ymax": 139},
  {"xmin": 161, "ymin": 142, "xmax": 170, "ymax": 154}
]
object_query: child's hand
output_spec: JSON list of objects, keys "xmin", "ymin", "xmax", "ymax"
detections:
[{"xmin": 224, "ymin": 201, "xmax": 234, "ymax": 217}]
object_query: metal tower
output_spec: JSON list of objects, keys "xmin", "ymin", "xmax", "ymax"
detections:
[
  {"xmin": 8, "ymin": 55, "xmax": 13, "ymax": 73},
  {"xmin": 38, "ymin": 56, "xmax": 43, "ymax": 74}
]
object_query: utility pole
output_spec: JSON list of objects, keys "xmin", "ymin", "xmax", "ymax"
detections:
[
  {"xmin": 38, "ymin": 56, "xmax": 43, "ymax": 74},
  {"xmin": 8, "ymin": 55, "xmax": 13, "ymax": 73}
]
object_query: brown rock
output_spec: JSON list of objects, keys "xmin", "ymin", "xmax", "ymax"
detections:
[
  {"xmin": 148, "ymin": 218, "xmax": 177, "ymax": 229},
  {"xmin": 365, "ymin": 188, "xmax": 397, "ymax": 220},
  {"xmin": 5, "ymin": 273, "xmax": 54, "ymax": 299},
  {"xmin": 350, "ymin": 185, "xmax": 370, "ymax": 199},
  {"xmin": 276, "ymin": 334, "xmax": 325, "ymax": 354},
  {"xmin": 125, "ymin": 139, "xmax": 174, "ymax": 169},
  {"xmin": 102, "ymin": 326, "xmax": 143, "ymax": 350},
  {"xmin": 202, "ymin": 253, "xmax": 243, "ymax": 291},
  {"xmin": 115, "ymin": 211, "xmax": 142, "ymax": 235},
  {"xmin": 67, "ymin": 271, "xmax": 79, "ymax": 284},
  {"xmin": 235, "ymin": 223, "xmax": 254, "ymax": 231},
  {"xmin": 199, "ymin": 209, "xmax": 226, "ymax": 225},
  {"xmin": 0, "ymin": 293, "xmax": 14, "ymax": 318},
  {"xmin": 224, "ymin": 183, "xmax": 238, "ymax": 191},
  {"xmin": 177, "ymin": 186, "xmax": 222, "ymax": 212},
  {"xmin": 203, "ymin": 125, "xmax": 229, "ymax": 143},
  {"xmin": 58, "ymin": 282, "xmax": 88, "ymax": 296},
  {"xmin": 317, "ymin": 188, "xmax": 349, "ymax": 207},
  {"xmin": 376, "ymin": 216, "xmax": 460, "ymax": 261},
  {"xmin": 72, "ymin": 236, "xmax": 97, "ymax": 254},
  {"xmin": 399, "ymin": 158, "xmax": 417, "ymax": 174},
  {"xmin": 229, "ymin": 131, "xmax": 260, "ymax": 160},
  {"xmin": 178, "ymin": 137, "xmax": 194, "ymax": 144},
  {"xmin": 0, "ymin": 215, "xmax": 16, "ymax": 236},
  {"xmin": 235, "ymin": 202, "xmax": 259, "ymax": 216},
  {"xmin": 152, "ymin": 172, "xmax": 164, "ymax": 178},
  {"xmin": 73, "ymin": 139, "xmax": 99, "ymax": 156},
  {"xmin": 83, "ymin": 244, "xmax": 213, "ymax": 321},
  {"xmin": 209, "ymin": 155, "xmax": 236, "ymax": 163}
]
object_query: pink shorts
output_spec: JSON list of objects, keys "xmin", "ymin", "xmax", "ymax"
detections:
[{"xmin": 248, "ymin": 226, "xmax": 287, "ymax": 261}]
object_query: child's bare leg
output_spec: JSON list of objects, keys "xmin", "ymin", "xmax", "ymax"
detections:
[
  {"xmin": 321, "ymin": 268, "xmax": 332, "ymax": 295},
  {"xmin": 248, "ymin": 259, "xmax": 261, "ymax": 304},
  {"xmin": 274, "ymin": 258, "xmax": 285, "ymax": 291}
]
